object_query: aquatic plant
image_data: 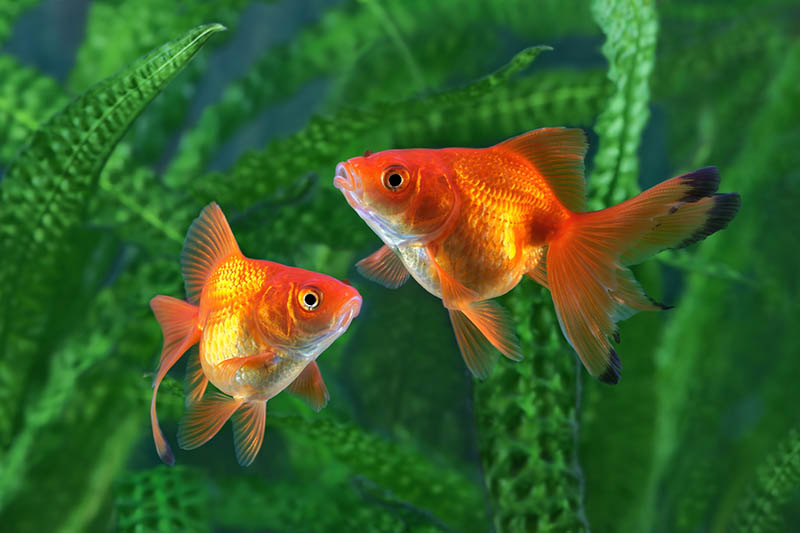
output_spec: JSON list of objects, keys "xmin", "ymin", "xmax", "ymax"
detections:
[{"xmin": 0, "ymin": 0, "xmax": 797, "ymax": 531}]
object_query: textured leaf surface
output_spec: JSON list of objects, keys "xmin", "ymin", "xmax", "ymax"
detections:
[
  {"xmin": 0, "ymin": 55, "xmax": 68, "ymax": 166},
  {"xmin": 0, "ymin": 22, "xmax": 224, "ymax": 353},
  {"xmin": 0, "ymin": 22, "xmax": 224, "ymax": 511},
  {"xmin": 589, "ymin": 0, "xmax": 658, "ymax": 207}
]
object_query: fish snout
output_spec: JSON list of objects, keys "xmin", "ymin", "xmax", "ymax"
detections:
[
  {"xmin": 344, "ymin": 292, "xmax": 362, "ymax": 319},
  {"xmin": 333, "ymin": 163, "xmax": 354, "ymax": 192}
]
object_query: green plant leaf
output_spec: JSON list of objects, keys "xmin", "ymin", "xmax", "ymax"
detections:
[
  {"xmin": 732, "ymin": 429, "xmax": 800, "ymax": 533},
  {"xmin": 589, "ymin": 0, "xmax": 658, "ymax": 208},
  {"xmin": 0, "ymin": 22, "xmax": 225, "ymax": 351},
  {"xmin": 273, "ymin": 415, "xmax": 488, "ymax": 532},
  {"xmin": 0, "ymin": 55, "xmax": 68, "ymax": 166},
  {"xmin": 0, "ymin": 23, "xmax": 224, "ymax": 508}
]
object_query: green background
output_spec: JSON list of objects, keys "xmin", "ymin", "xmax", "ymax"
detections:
[{"xmin": 0, "ymin": 0, "xmax": 798, "ymax": 531}]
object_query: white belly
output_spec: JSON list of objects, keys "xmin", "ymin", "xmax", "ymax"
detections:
[{"xmin": 396, "ymin": 245, "xmax": 442, "ymax": 299}]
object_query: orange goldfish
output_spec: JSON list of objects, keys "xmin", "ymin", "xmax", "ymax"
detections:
[
  {"xmin": 334, "ymin": 127, "xmax": 740, "ymax": 383},
  {"xmin": 149, "ymin": 203, "xmax": 361, "ymax": 466}
]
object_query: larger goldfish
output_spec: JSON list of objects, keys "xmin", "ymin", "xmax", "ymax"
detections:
[
  {"xmin": 149, "ymin": 203, "xmax": 361, "ymax": 466},
  {"xmin": 334, "ymin": 127, "xmax": 740, "ymax": 382}
]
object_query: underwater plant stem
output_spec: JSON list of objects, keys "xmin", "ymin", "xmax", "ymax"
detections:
[{"xmin": 474, "ymin": 282, "xmax": 588, "ymax": 532}]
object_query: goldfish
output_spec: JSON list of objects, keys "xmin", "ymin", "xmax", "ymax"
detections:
[
  {"xmin": 149, "ymin": 203, "xmax": 361, "ymax": 466},
  {"xmin": 334, "ymin": 127, "xmax": 740, "ymax": 383}
]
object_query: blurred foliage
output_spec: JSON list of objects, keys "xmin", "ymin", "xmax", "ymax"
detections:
[{"xmin": 0, "ymin": 0, "xmax": 798, "ymax": 532}]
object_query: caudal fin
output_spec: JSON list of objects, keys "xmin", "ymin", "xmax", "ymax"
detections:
[
  {"xmin": 543, "ymin": 167, "xmax": 740, "ymax": 383},
  {"xmin": 149, "ymin": 295, "xmax": 201, "ymax": 464}
]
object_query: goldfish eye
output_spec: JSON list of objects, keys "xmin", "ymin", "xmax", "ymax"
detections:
[
  {"xmin": 299, "ymin": 287, "xmax": 322, "ymax": 311},
  {"xmin": 381, "ymin": 166, "xmax": 409, "ymax": 192}
]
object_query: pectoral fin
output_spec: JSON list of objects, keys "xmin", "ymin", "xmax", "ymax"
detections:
[
  {"xmin": 232, "ymin": 401, "xmax": 267, "ymax": 467},
  {"xmin": 288, "ymin": 361, "xmax": 330, "ymax": 411},
  {"xmin": 427, "ymin": 247, "xmax": 480, "ymax": 308},
  {"xmin": 215, "ymin": 351, "xmax": 277, "ymax": 386},
  {"xmin": 356, "ymin": 245, "xmax": 409, "ymax": 288}
]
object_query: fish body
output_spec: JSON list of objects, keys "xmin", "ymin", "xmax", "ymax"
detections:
[
  {"xmin": 149, "ymin": 203, "xmax": 361, "ymax": 466},
  {"xmin": 335, "ymin": 127, "xmax": 740, "ymax": 382}
]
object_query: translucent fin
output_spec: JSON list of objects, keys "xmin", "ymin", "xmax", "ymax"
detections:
[
  {"xmin": 181, "ymin": 202, "xmax": 241, "ymax": 304},
  {"xmin": 546, "ymin": 234, "xmax": 625, "ymax": 384},
  {"xmin": 184, "ymin": 347, "xmax": 208, "ymax": 406},
  {"xmin": 232, "ymin": 401, "xmax": 267, "ymax": 467},
  {"xmin": 177, "ymin": 390, "xmax": 243, "ymax": 450},
  {"xmin": 461, "ymin": 300, "xmax": 523, "ymax": 362},
  {"xmin": 496, "ymin": 127, "xmax": 588, "ymax": 212},
  {"xmin": 589, "ymin": 167, "xmax": 741, "ymax": 266},
  {"xmin": 149, "ymin": 295, "xmax": 200, "ymax": 465},
  {"xmin": 215, "ymin": 352, "xmax": 277, "ymax": 387},
  {"xmin": 288, "ymin": 361, "xmax": 330, "ymax": 411},
  {"xmin": 356, "ymin": 245, "xmax": 409, "ymax": 288},
  {"xmin": 429, "ymin": 248, "xmax": 480, "ymax": 308},
  {"xmin": 448, "ymin": 309, "xmax": 498, "ymax": 379},
  {"xmin": 526, "ymin": 246, "xmax": 549, "ymax": 289}
]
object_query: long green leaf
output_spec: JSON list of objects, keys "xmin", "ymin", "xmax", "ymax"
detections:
[
  {"xmin": 588, "ymin": 0, "xmax": 658, "ymax": 207},
  {"xmin": 0, "ymin": 55, "xmax": 69, "ymax": 167},
  {"xmin": 0, "ymin": 23, "xmax": 224, "ymax": 508},
  {"xmin": 0, "ymin": 22, "xmax": 224, "ymax": 353}
]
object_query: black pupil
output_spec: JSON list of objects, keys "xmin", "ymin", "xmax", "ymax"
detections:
[
  {"xmin": 304, "ymin": 293, "xmax": 317, "ymax": 307},
  {"xmin": 387, "ymin": 173, "xmax": 403, "ymax": 188}
]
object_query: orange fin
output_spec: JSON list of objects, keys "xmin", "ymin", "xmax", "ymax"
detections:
[
  {"xmin": 181, "ymin": 202, "xmax": 241, "ymax": 304},
  {"xmin": 215, "ymin": 351, "xmax": 277, "ymax": 386},
  {"xmin": 543, "ymin": 167, "xmax": 738, "ymax": 383},
  {"xmin": 496, "ymin": 127, "xmax": 588, "ymax": 212},
  {"xmin": 448, "ymin": 309, "xmax": 497, "ymax": 379},
  {"xmin": 546, "ymin": 230, "xmax": 626, "ymax": 384},
  {"xmin": 184, "ymin": 348, "xmax": 208, "ymax": 406},
  {"xmin": 288, "ymin": 361, "xmax": 330, "ymax": 411},
  {"xmin": 356, "ymin": 245, "xmax": 409, "ymax": 289},
  {"xmin": 461, "ymin": 300, "xmax": 523, "ymax": 362},
  {"xmin": 612, "ymin": 167, "xmax": 741, "ymax": 265},
  {"xmin": 232, "ymin": 400, "xmax": 267, "ymax": 466},
  {"xmin": 149, "ymin": 295, "xmax": 200, "ymax": 465},
  {"xmin": 428, "ymin": 247, "xmax": 480, "ymax": 308},
  {"xmin": 177, "ymin": 390, "xmax": 243, "ymax": 450},
  {"xmin": 526, "ymin": 246, "xmax": 549, "ymax": 289}
]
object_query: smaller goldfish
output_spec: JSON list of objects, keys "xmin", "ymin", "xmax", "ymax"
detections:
[
  {"xmin": 335, "ymin": 127, "xmax": 740, "ymax": 383},
  {"xmin": 150, "ymin": 203, "xmax": 361, "ymax": 466}
]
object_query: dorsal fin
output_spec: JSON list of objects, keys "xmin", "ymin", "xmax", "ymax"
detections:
[
  {"xmin": 181, "ymin": 202, "xmax": 241, "ymax": 304},
  {"xmin": 497, "ymin": 127, "xmax": 588, "ymax": 212}
]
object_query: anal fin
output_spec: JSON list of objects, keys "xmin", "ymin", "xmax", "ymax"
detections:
[
  {"xmin": 232, "ymin": 401, "xmax": 267, "ymax": 467},
  {"xmin": 449, "ymin": 309, "xmax": 498, "ymax": 379},
  {"xmin": 356, "ymin": 245, "xmax": 409, "ymax": 289},
  {"xmin": 288, "ymin": 361, "xmax": 330, "ymax": 411},
  {"xmin": 461, "ymin": 300, "xmax": 523, "ymax": 362}
]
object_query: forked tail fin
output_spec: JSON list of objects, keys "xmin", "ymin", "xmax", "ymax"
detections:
[
  {"xmin": 543, "ymin": 167, "xmax": 740, "ymax": 383},
  {"xmin": 149, "ymin": 295, "xmax": 201, "ymax": 464}
]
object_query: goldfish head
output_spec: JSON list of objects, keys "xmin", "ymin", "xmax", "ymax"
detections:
[
  {"xmin": 334, "ymin": 149, "xmax": 460, "ymax": 247},
  {"xmin": 253, "ymin": 267, "xmax": 362, "ymax": 360}
]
